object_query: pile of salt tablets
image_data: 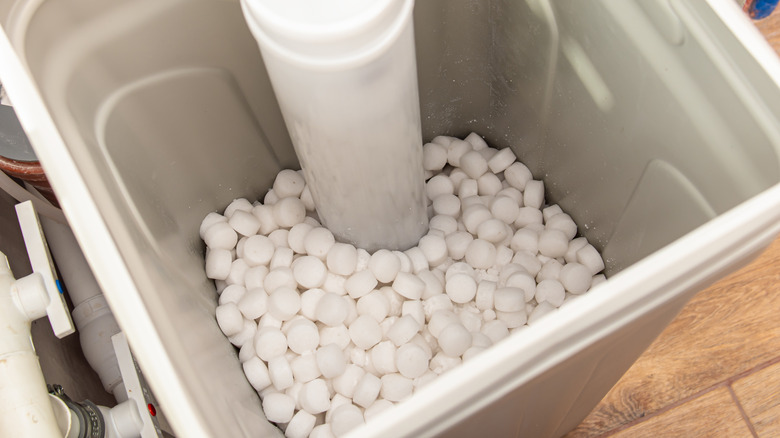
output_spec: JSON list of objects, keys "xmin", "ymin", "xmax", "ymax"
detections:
[{"xmin": 201, "ymin": 133, "xmax": 606, "ymax": 438}]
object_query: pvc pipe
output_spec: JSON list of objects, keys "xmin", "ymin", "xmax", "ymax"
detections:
[
  {"xmin": 241, "ymin": 0, "xmax": 428, "ymax": 252},
  {"xmin": 0, "ymin": 253, "xmax": 61, "ymax": 437}
]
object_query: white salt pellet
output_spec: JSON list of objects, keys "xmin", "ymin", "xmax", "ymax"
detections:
[
  {"xmin": 482, "ymin": 309, "xmax": 497, "ymax": 322},
  {"xmin": 577, "ymin": 244, "xmax": 605, "ymax": 275},
  {"xmin": 487, "ymin": 147, "xmax": 517, "ymax": 174},
  {"xmin": 523, "ymin": 180, "xmax": 545, "ymax": 209},
  {"xmin": 310, "ymin": 424, "xmax": 335, "ymax": 438},
  {"xmin": 206, "ymin": 249, "xmax": 232, "ymax": 281},
  {"xmin": 465, "ymin": 239, "xmax": 497, "ymax": 270},
  {"xmin": 228, "ymin": 318, "xmax": 257, "ymax": 347},
  {"xmin": 330, "ymin": 404, "xmax": 365, "ymax": 437},
  {"xmin": 559, "ymin": 262, "xmax": 592, "ymax": 294},
  {"xmin": 265, "ymin": 267, "xmax": 297, "ymax": 293},
  {"xmin": 481, "ymin": 319, "xmax": 510, "ymax": 344},
  {"xmin": 379, "ymin": 316, "xmax": 398, "ymax": 340},
  {"xmin": 477, "ymin": 172, "xmax": 502, "ymax": 196},
  {"xmin": 389, "ymin": 272, "xmax": 423, "ymax": 301},
  {"xmin": 409, "ymin": 334, "xmax": 434, "ymax": 358},
  {"xmin": 200, "ymin": 212, "xmax": 227, "ymax": 239},
  {"xmin": 316, "ymin": 344, "xmax": 346, "ymax": 379},
  {"xmin": 325, "ymin": 394, "xmax": 351, "ymax": 424},
  {"xmin": 458, "ymin": 308, "xmax": 482, "ymax": 333},
  {"xmin": 264, "ymin": 189, "xmax": 279, "ymax": 205},
  {"xmin": 270, "ymin": 247, "xmax": 295, "ymax": 270},
  {"xmin": 477, "ymin": 218, "xmax": 509, "ymax": 244},
  {"xmin": 239, "ymin": 341, "xmax": 256, "ymax": 363},
  {"xmin": 333, "ymin": 364, "xmax": 365, "ymax": 399},
  {"xmin": 542, "ymin": 204, "xmax": 563, "ymax": 221},
  {"xmin": 427, "ymin": 310, "xmax": 460, "ymax": 338},
  {"xmin": 462, "ymin": 204, "xmax": 492, "ymax": 235},
  {"xmin": 343, "ymin": 295, "xmax": 359, "ymax": 325},
  {"xmin": 447, "ymin": 139, "xmax": 472, "ymax": 167},
  {"xmin": 495, "ymin": 245, "xmax": 514, "ymax": 268},
  {"xmin": 319, "ymin": 325, "xmax": 350, "ymax": 350},
  {"xmin": 215, "ymin": 302, "xmax": 243, "ymax": 337},
  {"xmin": 243, "ymin": 235, "xmax": 275, "ymax": 267},
  {"xmin": 471, "ymin": 331, "xmax": 493, "ymax": 349},
  {"xmin": 464, "ymin": 132, "xmax": 488, "ymax": 150},
  {"xmin": 300, "ymin": 185, "xmax": 316, "ymax": 211},
  {"xmin": 538, "ymin": 229, "xmax": 569, "ymax": 258},
  {"xmin": 445, "ymin": 231, "xmax": 474, "ymax": 262},
  {"xmin": 348, "ymin": 316, "xmax": 382, "ymax": 350},
  {"xmin": 505, "ymin": 271, "xmax": 537, "ymax": 302},
  {"xmin": 315, "ymin": 292, "xmax": 349, "ymax": 326},
  {"xmin": 496, "ymin": 310, "xmax": 527, "ymax": 328},
  {"xmin": 504, "ymin": 162, "xmax": 533, "ymax": 190},
  {"xmin": 514, "ymin": 207, "xmax": 543, "ymax": 229},
  {"xmin": 459, "ymin": 150, "xmax": 488, "ymax": 179},
  {"xmin": 418, "ymin": 270, "xmax": 444, "ymax": 299},
  {"xmin": 286, "ymin": 410, "xmax": 317, "ymax": 438},
  {"xmin": 401, "ymin": 300, "xmax": 425, "ymax": 327},
  {"xmin": 237, "ymin": 288, "xmax": 268, "ymax": 320},
  {"xmin": 418, "ymin": 234, "xmax": 449, "ymax": 267},
  {"xmin": 429, "ymin": 352, "xmax": 461, "ymax": 375},
  {"xmin": 445, "ymin": 273, "xmax": 477, "ymax": 304},
  {"xmin": 413, "ymin": 370, "xmax": 439, "ymax": 390},
  {"xmin": 462, "ymin": 346, "xmax": 486, "ymax": 362},
  {"xmin": 425, "ymin": 174, "xmax": 454, "ymax": 200},
  {"xmin": 300, "ymin": 379, "xmax": 331, "ymax": 414},
  {"xmin": 244, "ymin": 266, "xmax": 269, "ymax": 290},
  {"xmin": 322, "ymin": 272, "xmax": 347, "ymax": 295},
  {"xmin": 255, "ymin": 327, "xmax": 288, "ymax": 361},
  {"xmin": 273, "ymin": 169, "xmax": 306, "ymax": 199},
  {"xmin": 490, "ymin": 196, "xmax": 520, "ymax": 225},
  {"xmin": 273, "ymin": 197, "xmax": 307, "ymax": 228},
  {"xmin": 395, "ymin": 343, "xmax": 429, "ymax": 379},
  {"xmin": 228, "ymin": 209, "xmax": 261, "ymax": 237},
  {"xmin": 344, "ymin": 270, "xmax": 377, "ymax": 299},
  {"xmin": 546, "ymin": 213, "xmax": 578, "ymax": 240},
  {"xmin": 535, "ymin": 279, "xmax": 565, "ymax": 307},
  {"xmin": 243, "ymin": 356, "xmax": 272, "ymax": 391},
  {"xmin": 455, "ymin": 178, "xmax": 477, "ymax": 200},
  {"xmin": 288, "ymin": 223, "xmax": 313, "ymax": 254},
  {"xmin": 423, "ymin": 294, "xmax": 454, "ymax": 321},
  {"xmin": 268, "ymin": 356, "xmax": 294, "ymax": 390},
  {"xmin": 292, "ymin": 256, "xmax": 327, "ymax": 289},
  {"xmin": 286, "ymin": 319, "xmax": 320, "ymax": 354},
  {"xmin": 437, "ymin": 322, "xmax": 472, "ymax": 357},
  {"xmin": 369, "ymin": 249, "xmax": 401, "ymax": 284},
  {"xmin": 475, "ymin": 280, "xmax": 497, "ymax": 311},
  {"xmin": 564, "ymin": 237, "xmax": 589, "ymax": 264},
  {"xmin": 404, "ymin": 247, "xmax": 429, "ymax": 274},
  {"xmin": 510, "ymin": 228, "xmax": 539, "ymax": 255},
  {"xmin": 304, "ymin": 227, "xmax": 336, "ymax": 259},
  {"xmin": 258, "ymin": 312, "xmax": 283, "ymax": 330},
  {"xmin": 536, "ymin": 259, "xmax": 563, "ymax": 282},
  {"xmin": 380, "ymin": 373, "xmax": 414, "ymax": 402},
  {"xmin": 385, "ymin": 314, "xmax": 420, "ymax": 347},
  {"xmin": 591, "ymin": 273, "xmax": 607, "ymax": 288},
  {"xmin": 493, "ymin": 287, "xmax": 525, "ymax": 312},
  {"xmin": 429, "ymin": 215, "xmax": 458, "ymax": 235},
  {"xmin": 528, "ymin": 301, "xmax": 557, "ymax": 325},
  {"xmin": 326, "ymin": 243, "xmax": 358, "ymax": 276},
  {"xmin": 268, "ymin": 287, "xmax": 301, "ymax": 321},
  {"xmin": 432, "ymin": 194, "xmax": 461, "ymax": 218},
  {"xmin": 364, "ymin": 399, "xmax": 394, "ymax": 422},
  {"xmin": 253, "ymin": 204, "xmax": 279, "ymax": 236},
  {"xmin": 226, "ymin": 259, "xmax": 249, "ymax": 286},
  {"xmin": 224, "ymin": 198, "xmax": 254, "ymax": 219},
  {"xmin": 370, "ymin": 341, "xmax": 398, "ymax": 375},
  {"xmin": 356, "ymin": 291, "xmax": 390, "ymax": 323},
  {"xmin": 352, "ymin": 373, "xmax": 382, "ymax": 408},
  {"xmin": 354, "ymin": 249, "xmax": 371, "ymax": 272},
  {"xmin": 204, "ymin": 221, "xmax": 238, "ymax": 250},
  {"xmin": 236, "ymin": 236, "xmax": 248, "ymax": 259},
  {"xmin": 291, "ymin": 352, "xmax": 321, "ymax": 383},
  {"xmin": 263, "ymin": 393, "xmax": 296, "ymax": 423},
  {"xmin": 423, "ymin": 142, "xmax": 448, "ymax": 171},
  {"xmin": 299, "ymin": 288, "xmax": 325, "ymax": 321}
]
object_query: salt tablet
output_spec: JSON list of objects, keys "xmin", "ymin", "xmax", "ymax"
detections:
[
  {"xmin": 322, "ymin": 272, "xmax": 347, "ymax": 295},
  {"xmin": 458, "ymin": 308, "xmax": 482, "ymax": 333},
  {"xmin": 447, "ymin": 139, "xmax": 472, "ymax": 167},
  {"xmin": 205, "ymin": 249, "xmax": 232, "ymax": 280},
  {"xmin": 369, "ymin": 249, "xmax": 401, "ymax": 283},
  {"xmin": 425, "ymin": 174, "xmax": 454, "ymax": 200},
  {"xmin": 237, "ymin": 288, "xmax": 268, "ymax": 320},
  {"xmin": 291, "ymin": 352, "xmax": 321, "ymax": 383},
  {"xmin": 418, "ymin": 234, "xmax": 448, "ymax": 267},
  {"xmin": 538, "ymin": 229, "xmax": 569, "ymax": 258},
  {"xmin": 270, "ymin": 247, "xmax": 295, "ymax": 270},
  {"xmin": 356, "ymin": 291, "xmax": 390, "ymax": 323},
  {"xmin": 319, "ymin": 325, "xmax": 351, "ymax": 350},
  {"xmin": 427, "ymin": 310, "xmax": 460, "ymax": 338},
  {"xmin": 536, "ymin": 279, "xmax": 565, "ymax": 307},
  {"xmin": 327, "ymin": 243, "xmax": 358, "ymax": 276},
  {"xmin": 536, "ymin": 259, "xmax": 563, "ymax": 282},
  {"xmin": 490, "ymin": 196, "xmax": 520, "ymax": 225},
  {"xmin": 300, "ymin": 185, "xmax": 316, "ymax": 211},
  {"xmin": 446, "ymin": 274, "xmax": 477, "ymax": 304},
  {"xmin": 352, "ymin": 373, "xmax": 382, "ymax": 408},
  {"xmin": 559, "ymin": 262, "xmax": 592, "ymax": 294},
  {"xmin": 528, "ymin": 301, "xmax": 557, "ymax": 325},
  {"xmin": 262, "ymin": 392, "xmax": 295, "ymax": 423},
  {"xmin": 333, "ymin": 364, "xmax": 365, "ymax": 398},
  {"xmin": 273, "ymin": 169, "xmax": 306, "ymax": 199},
  {"xmin": 437, "ymin": 322, "xmax": 472, "ymax": 357},
  {"xmin": 200, "ymin": 212, "xmax": 226, "ymax": 240},
  {"xmin": 404, "ymin": 247, "xmax": 429, "ymax": 274},
  {"xmin": 264, "ymin": 267, "xmax": 296, "ymax": 293},
  {"xmin": 273, "ymin": 197, "xmax": 306, "ymax": 228},
  {"xmin": 224, "ymin": 198, "xmax": 254, "ymax": 218},
  {"xmin": 496, "ymin": 310, "xmax": 527, "ymax": 328},
  {"xmin": 252, "ymin": 204, "xmax": 279, "ymax": 236},
  {"xmin": 225, "ymin": 259, "xmax": 249, "ymax": 286},
  {"xmin": 395, "ymin": 343, "xmax": 429, "ymax": 379},
  {"xmin": 564, "ymin": 237, "xmax": 589, "ymax": 264},
  {"xmin": 429, "ymin": 352, "xmax": 462, "ymax": 375},
  {"xmin": 286, "ymin": 319, "xmax": 320, "ymax": 354},
  {"xmin": 523, "ymin": 180, "xmax": 545, "ymax": 209},
  {"xmin": 286, "ymin": 410, "xmax": 317, "ymax": 438},
  {"xmin": 228, "ymin": 209, "xmax": 261, "ymax": 237},
  {"xmin": 459, "ymin": 150, "xmax": 488, "ymax": 179},
  {"xmin": 432, "ymin": 194, "xmax": 461, "ymax": 218},
  {"xmin": 514, "ymin": 207, "xmax": 543, "ymax": 228},
  {"xmin": 243, "ymin": 235, "xmax": 275, "ymax": 267},
  {"xmin": 268, "ymin": 356, "xmax": 294, "ymax": 390},
  {"xmin": 215, "ymin": 302, "xmax": 243, "ymax": 337},
  {"xmin": 504, "ymin": 162, "xmax": 533, "ymax": 190},
  {"xmin": 477, "ymin": 218, "xmax": 509, "ymax": 243},
  {"xmin": 504, "ymin": 271, "xmax": 537, "ymax": 302},
  {"xmin": 380, "ymin": 373, "xmax": 414, "ymax": 402},
  {"xmin": 304, "ymin": 227, "xmax": 336, "ymax": 259},
  {"xmin": 401, "ymin": 300, "xmax": 425, "ymax": 327},
  {"xmin": 546, "ymin": 213, "xmax": 578, "ymax": 240},
  {"xmin": 475, "ymin": 280, "xmax": 496, "ymax": 311},
  {"xmin": 542, "ymin": 204, "xmax": 563, "ymax": 221},
  {"xmin": 292, "ymin": 256, "xmax": 327, "ymax": 289},
  {"xmin": 330, "ymin": 404, "xmax": 365, "ymax": 437},
  {"xmin": 577, "ymin": 244, "xmax": 605, "ymax": 275},
  {"xmin": 429, "ymin": 215, "xmax": 458, "ymax": 235},
  {"xmin": 348, "ymin": 315, "xmax": 382, "ymax": 350},
  {"xmin": 299, "ymin": 288, "xmax": 325, "ymax": 321},
  {"xmin": 288, "ymin": 223, "xmax": 313, "ymax": 254},
  {"xmin": 423, "ymin": 142, "xmax": 448, "ymax": 171},
  {"xmin": 465, "ymin": 239, "xmax": 497, "ymax": 269},
  {"xmin": 493, "ymin": 287, "xmax": 524, "ymax": 312},
  {"xmin": 391, "ymin": 272, "xmax": 425, "ymax": 300},
  {"xmin": 264, "ymin": 189, "xmax": 279, "ymax": 205},
  {"xmin": 316, "ymin": 344, "xmax": 346, "ymax": 379},
  {"xmin": 315, "ymin": 292, "xmax": 349, "ymax": 326},
  {"xmin": 423, "ymin": 295, "xmax": 454, "ymax": 320},
  {"xmin": 386, "ymin": 315, "xmax": 421, "ymax": 347},
  {"xmin": 300, "ymin": 379, "xmax": 331, "ymax": 414},
  {"xmin": 445, "ymin": 231, "xmax": 473, "ymax": 261},
  {"xmin": 462, "ymin": 204, "xmax": 492, "ymax": 234},
  {"xmin": 268, "ymin": 287, "xmax": 301, "ymax": 321},
  {"xmin": 254, "ymin": 327, "xmax": 288, "ymax": 361},
  {"xmin": 487, "ymin": 147, "xmax": 517, "ymax": 174},
  {"xmin": 204, "ymin": 221, "xmax": 238, "ymax": 250},
  {"xmin": 344, "ymin": 270, "xmax": 378, "ymax": 299},
  {"xmin": 481, "ymin": 319, "xmax": 510, "ymax": 344},
  {"xmin": 464, "ymin": 132, "xmax": 488, "ymax": 150},
  {"xmin": 364, "ymin": 399, "xmax": 395, "ymax": 422},
  {"xmin": 477, "ymin": 172, "xmax": 502, "ymax": 196},
  {"xmin": 370, "ymin": 341, "xmax": 398, "ymax": 375},
  {"xmin": 243, "ymin": 357, "xmax": 272, "ymax": 391}
]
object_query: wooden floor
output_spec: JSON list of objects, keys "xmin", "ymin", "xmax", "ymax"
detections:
[{"xmin": 565, "ymin": 12, "xmax": 780, "ymax": 437}]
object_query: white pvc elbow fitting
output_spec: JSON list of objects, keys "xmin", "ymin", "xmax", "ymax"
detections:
[{"xmin": 241, "ymin": 0, "xmax": 428, "ymax": 252}]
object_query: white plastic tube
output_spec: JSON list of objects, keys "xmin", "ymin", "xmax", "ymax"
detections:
[{"xmin": 241, "ymin": 0, "xmax": 428, "ymax": 252}]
